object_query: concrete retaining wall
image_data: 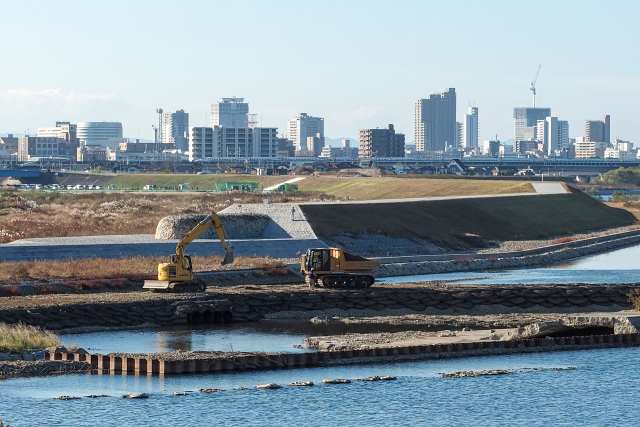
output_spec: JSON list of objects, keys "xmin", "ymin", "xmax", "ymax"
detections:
[
  {"xmin": 0, "ymin": 284, "xmax": 635, "ymax": 330},
  {"xmin": 374, "ymin": 233, "xmax": 640, "ymax": 277},
  {"xmin": 45, "ymin": 333, "xmax": 640, "ymax": 375}
]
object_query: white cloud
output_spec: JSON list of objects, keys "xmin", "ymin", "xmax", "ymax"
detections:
[{"xmin": 0, "ymin": 88, "xmax": 116, "ymax": 107}]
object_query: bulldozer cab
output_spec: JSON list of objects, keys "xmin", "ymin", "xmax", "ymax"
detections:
[{"xmin": 306, "ymin": 249, "xmax": 331, "ymax": 272}]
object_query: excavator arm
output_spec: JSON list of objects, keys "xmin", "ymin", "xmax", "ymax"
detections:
[{"xmin": 175, "ymin": 212, "xmax": 235, "ymax": 265}]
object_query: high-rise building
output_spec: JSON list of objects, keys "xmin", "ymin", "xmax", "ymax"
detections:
[
  {"xmin": 286, "ymin": 113, "xmax": 324, "ymax": 151},
  {"xmin": 513, "ymin": 107, "xmax": 551, "ymax": 142},
  {"xmin": 161, "ymin": 109, "xmax": 189, "ymax": 152},
  {"xmin": 585, "ymin": 115, "xmax": 610, "ymax": 143},
  {"xmin": 414, "ymin": 88, "xmax": 456, "ymax": 152},
  {"xmin": 211, "ymin": 97, "xmax": 249, "ymax": 128},
  {"xmin": 536, "ymin": 117, "xmax": 570, "ymax": 155},
  {"xmin": 77, "ymin": 122, "xmax": 123, "ymax": 146},
  {"xmin": 359, "ymin": 124, "xmax": 405, "ymax": 158},
  {"xmin": 455, "ymin": 121, "xmax": 463, "ymax": 148},
  {"xmin": 463, "ymin": 106, "xmax": 478, "ymax": 150}
]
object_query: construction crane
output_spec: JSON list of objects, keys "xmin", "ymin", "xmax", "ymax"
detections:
[{"xmin": 530, "ymin": 65, "xmax": 541, "ymax": 108}]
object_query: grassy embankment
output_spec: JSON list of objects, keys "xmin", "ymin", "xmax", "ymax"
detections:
[
  {"xmin": 300, "ymin": 186, "xmax": 637, "ymax": 249},
  {"xmin": 108, "ymin": 173, "xmax": 286, "ymax": 191},
  {"xmin": 294, "ymin": 177, "xmax": 534, "ymax": 200},
  {"xmin": 109, "ymin": 173, "xmax": 535, "ymax": 199},
  {"xmin": 0, "ymin": 323, "xmax": 60, "ymax": 352}
]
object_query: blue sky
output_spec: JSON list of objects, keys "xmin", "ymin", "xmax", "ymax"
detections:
[{"xmin": 1, "ymin": 0, "xmax": 639, "ymax": 144}]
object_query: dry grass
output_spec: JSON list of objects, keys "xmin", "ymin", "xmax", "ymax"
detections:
[
  {"xmin": 0, "ymin": 255, "xmax": 287, "ymax": 283},
  {"xmin": 0, "ymin": 190, "xmax": 332, "ymax": 244},
  {"xmin": 0, "ymin": 323, "xmax": 60, "ymax": 352},
  {"xmin": 295, "ymin": 177, "xmax": 535, "ymax": 200},
  {"xmin": 549, "ymin": 237, "xmax": 577, "ymax": 244}
]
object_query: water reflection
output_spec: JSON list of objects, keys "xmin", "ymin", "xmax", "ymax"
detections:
[
  {"xmin": 157, "ymin": 330, "xmax": 193, "ymax": 352},
  {"xmin": 61, "ymin": 320, "xmax": 443, "ymax": 355}
]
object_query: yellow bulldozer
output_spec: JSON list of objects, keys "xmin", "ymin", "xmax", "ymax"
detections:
[
  {"xmin": 143, "ymin": 212, "xmax": 234, "ymax": 292},
  {"xmin": 300, "ymin": 248, "xmax": 381, "ymax": 288}
]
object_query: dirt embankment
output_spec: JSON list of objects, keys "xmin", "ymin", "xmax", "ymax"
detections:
[{"xmin": 300, "ymin": 187, "xmax": 636, "ymax": 252}]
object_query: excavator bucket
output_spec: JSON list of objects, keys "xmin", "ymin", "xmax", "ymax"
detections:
[{"xmin": 222, "ymin": 246, "xmax": 235, "ymax": 265}]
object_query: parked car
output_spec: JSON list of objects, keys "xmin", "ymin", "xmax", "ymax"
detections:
[
  {"xmin": 87, "ymin": 185, "xmax": 95, "ymax": 190},
  {"xmin": 143, "ymin": 184, "xmax": 156, "ymax": 190},
  {"xmin": 66, "ymin": 185, "xmax": 74, "ymax": 190},
  {"xmin": 95, "ymin": 185, "xmax": 103, "ymax": 190}
]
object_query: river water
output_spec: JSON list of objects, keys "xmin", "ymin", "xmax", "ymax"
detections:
[
  {"xmin": 2, "ymin": 244, "xmax": 640, "ymax": 425},
  {"xmin": 60, "ymin": 321, "xmax": 443, "ymax": 354},
  {"xmin": 1, "ymin": 347, "xmax": 639, "ymax": 426},
  {"xmin": 380, "ymin": 240, "xmax": 640, "ymax": 285}
]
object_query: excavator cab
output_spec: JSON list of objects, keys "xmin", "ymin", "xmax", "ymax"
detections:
[{"xmin": 306, "ymin": 249, "xmax": 331, "ymax": 273}]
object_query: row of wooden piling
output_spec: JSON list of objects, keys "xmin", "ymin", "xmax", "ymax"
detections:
[{"xmin": 45, "ymin": 333, "xmax": 640, "ymax": 375}]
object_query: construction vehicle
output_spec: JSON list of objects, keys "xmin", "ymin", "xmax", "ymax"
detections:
[
  {"xmin": 300, "ymin": 248, "xmax": 381, "ymax": 288},
  {"xmin": 143, "ymin": 212, "xmax": 234, "ymax": 292}
]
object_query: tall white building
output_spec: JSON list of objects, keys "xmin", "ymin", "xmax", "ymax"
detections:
[
  {"xmin": 536, "ymin": 117, "xmax": 569, "ymax": 155},
  {"xmin": 161, "ymin": 109, "xmax": 189, "ymax": 152},
  {"xmin": 462, "ymin": 106, "xmax": 478, "ymax": 150},
  {"xmin": 76, "ymin": 122, "xmax": 123, "ymax": 146},
  {"xmin": 286, "ymin": 113, "xmax": 324, "ymax": 151},
  {"xmin": 211, "ymin": 97, "xmax": 249, "ymax": 128}
]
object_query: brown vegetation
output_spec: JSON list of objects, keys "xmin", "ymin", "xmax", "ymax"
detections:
[
  {"xmin": 549, "ymin": 237, "xmax": 577, "ymax": 245},
  {"xmin": 0, "ymin": 323, "xmax": 60, "ymax": 352},
  {"xmin": 0, "ymin": 190, "xmax": 333, "ymax": 244},
  {"xmin": 0, "ymin": 255, "xmax": 287, "ymax": 284}
]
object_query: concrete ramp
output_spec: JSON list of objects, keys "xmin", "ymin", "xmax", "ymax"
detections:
[
  {"xmin": 262, "ymin": 177, "xmax": 306, "ymax": 192},
  {"xmin": 531, "ymin": 182, "xmax": 567, "ymax": 194}
]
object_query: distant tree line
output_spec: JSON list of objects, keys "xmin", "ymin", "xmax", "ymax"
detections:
[{"xmin": 596, "ymin": 167, "xmax": 640, "ymax": 186}]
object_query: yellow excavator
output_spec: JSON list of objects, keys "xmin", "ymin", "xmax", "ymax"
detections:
[{"xmin": 143, "ymin": 212, "xmax": 234, "ymax": 292}]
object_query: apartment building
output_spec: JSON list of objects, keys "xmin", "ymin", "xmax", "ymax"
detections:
[
  {"xmin": 415, "ymin": 88, "xmax": 456, "ymax": 152},
  {"xmin": 359, "ymin": 124, "xmax": 405, "ymax": 158}
]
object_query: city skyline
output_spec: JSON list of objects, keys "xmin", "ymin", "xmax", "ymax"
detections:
[{"xmin": 1, "ymin": 1, "xmax": 639, "ymax": 144}]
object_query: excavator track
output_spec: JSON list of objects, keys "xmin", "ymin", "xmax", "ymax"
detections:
[{"xmin": 319, "ymin": 275, "xmax": 375, "ymax": 289}]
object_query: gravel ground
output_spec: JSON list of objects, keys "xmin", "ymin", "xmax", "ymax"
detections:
[
  {"xmin": 221, "ymin": 203, "xmax": 317, "ymax": 239},
  {"xmin": 310, "ymin": 312, "xmax": 572, "ymax": 329}
]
